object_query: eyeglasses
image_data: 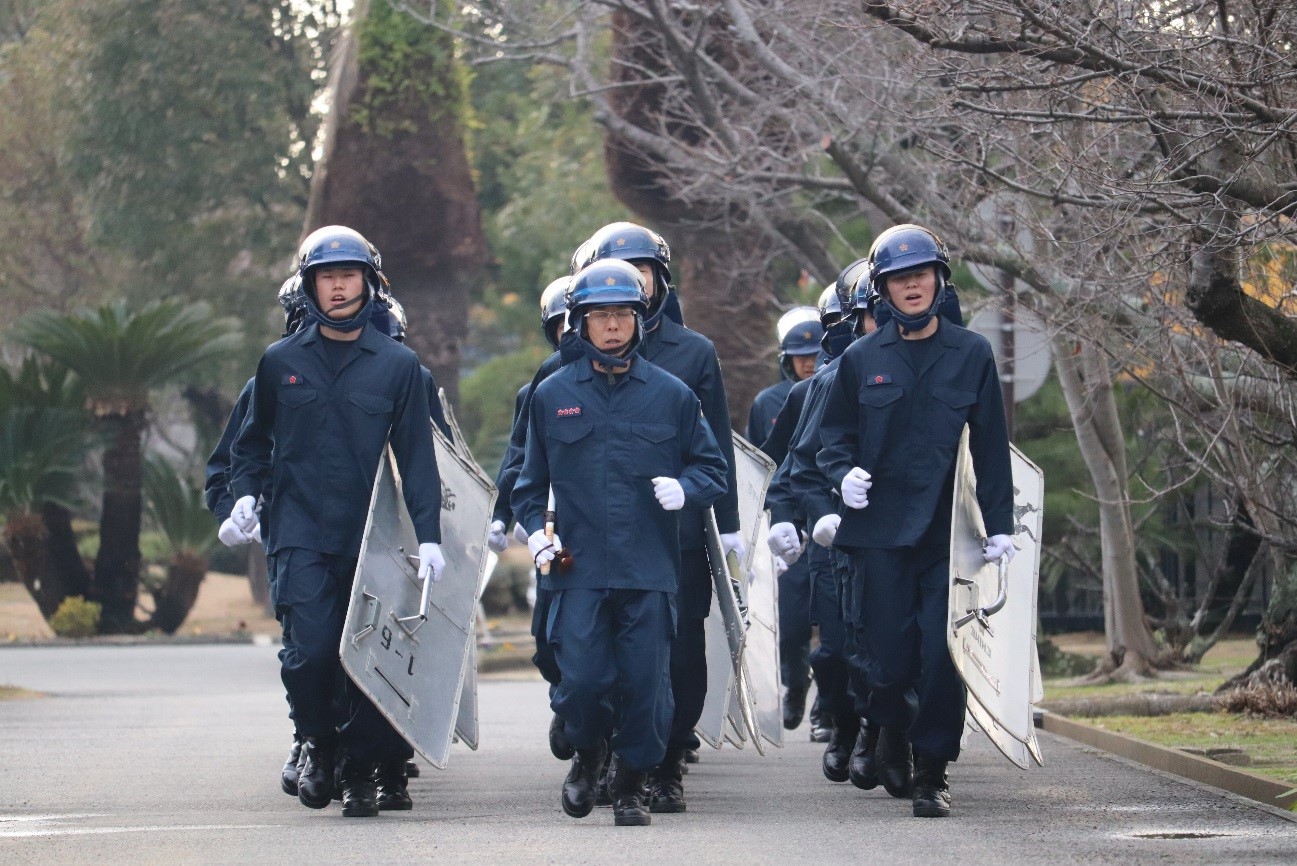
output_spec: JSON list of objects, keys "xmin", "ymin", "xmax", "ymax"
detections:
[{"xmin": 586, "ymin": 310, "xmax": 636, "ymax": 324}]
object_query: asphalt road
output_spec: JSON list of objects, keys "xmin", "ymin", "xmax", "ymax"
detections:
[{"xmin": 1, "ymin": 644, "xmax": 1294, "ymax": 864}]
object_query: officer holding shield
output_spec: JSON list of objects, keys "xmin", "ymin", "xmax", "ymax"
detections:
[
  {"xmin": 513, "ymin": 260, "xmax": 727, "ymax": 827},
  {"xmin": 815, "ymin": 224, "xmax": 1014, "ymax": 818},
  {"xmin": 229, "ymin": 226, "xmax": 444, "ymax": 818}
]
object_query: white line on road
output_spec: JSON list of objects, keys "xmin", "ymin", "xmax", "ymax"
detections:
[{"xmin": 0, "ymin": 824, "xmax": 282, "ymax": 839}]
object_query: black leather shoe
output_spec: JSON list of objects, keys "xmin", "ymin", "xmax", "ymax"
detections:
[
  {"xmin": 822, "ymin": 713, "xmax": 859, "ymax": 782},
  {"xmin": 549, "ymin": 713, "xmax": 575, "ymax": 761},
  {"xmin": 405, "ymin": 760, "xmax": 420, "ymax": 778},
  {"xmin": 297, "ymin": 736, "xmax": 337, "ymax": 809},
  {"xmin": 684, "ymin": 748, "xmax": 699, "ymax": 764},
  {"xmin": 561, "ymin": 741, "xmax": 608, "ymax": 819},
  {"xmin": 340, "ymin": 758, "xmax": 379, "ymax": 817},
  {"xmin": 782, "ymin": 684, "xmax": 808, "ymax": 730},
  {"xmin": 648, "ymin": 747, "xmax": 687, "ymax": 813},
  {"xmin": 876, "ymin": 726, "xmax": 914, "ymax": 799},
  {"xmin": 849, "ymin": 721, "xmax": 880, "ymax": 790},
  {"xmin": 912, "ymin": 752, "xmax": 951, "ymax": 817},
  {"xmin": 281, "ymin": 734, "xmax": 303, "ymax": 796},
  {"xmin": 611, "ymin": 766, "xmax": 651, "ymax": 826},
  {"xmin": 375, "ymin": 760, "xmax": 413, "ymax": 811},
  {"xmin": 808, "ymin": 695, "xmax": 830, "ymax": 743}
]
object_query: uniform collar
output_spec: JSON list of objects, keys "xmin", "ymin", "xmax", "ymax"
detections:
[
  {"xmin": 299, "ymin": 321, "xmax": 384, "ymax": 354},
  {"xmin": 639, "ymin": 318, "xmax": 682, "ymax": 360},
  {"xmin": 575, "ymin": 356, "xmax": 648, "ymax": 383}
]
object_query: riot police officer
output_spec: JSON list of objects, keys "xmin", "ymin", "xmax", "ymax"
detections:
[
  {"xmin": 229, "ymin": 225, "xmax": 444, "ymax": 818},
  {"xmin": 582, "ymin": 221, "xmax": 743, "ymax": 812},
  {"xmin": 815, "ymin": 224, "xmax": 1015, "ymax": 818},
  {"xmin": 513, "ymin": 260, "xmax": 727, "ymax": 827},
  {"xmin": 746, "ymin": 306, "xmax": 823, "ymax": 447}
]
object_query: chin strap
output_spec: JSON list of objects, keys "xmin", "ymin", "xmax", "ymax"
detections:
[
  {"xmin": 880, "ymin": 283, "xmax": 947, "ymax": 334},
  {"xmin": 574, "ymin": 317, "xmax": 642, "ymax": 380},
  {"xmin": 820, "ymin": 317, "xmax": 857, "ymax": 360},
  {"xmin": 305, "ymin": 291, "xmax": 375, "ymax": 333}
]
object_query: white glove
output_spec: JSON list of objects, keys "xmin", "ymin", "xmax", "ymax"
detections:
[
  {"xmin": 417, "ymin": 542, "xmax": 445, "ymax": 583},
  {"xmin": 487, "ymin": 519, "xmax": 510, "ymax": 553},
  {"xmin": 812, "ymin": 513, "xmax": 841, "ymax": 548},
  {"xmin": 841, "ymin": 467, "xmax": 872, "ymax": 510},
  {"xmin": 218, "ymin": 515, "xmax": 258, "ymax": 547},
  {"xmin": 983, "ymin": 534, "xmax": 1017, "ymax": 563},
  {"xmin": 514, "ymin": 522, "xmax": 530, "ymax": 545},
  {"xmin": 528, "ymin": 529, "xmax": 562, "ymax": 567},
  {"xmin": 774, "ymin": 555, "xmax": 789, "ymax": 576},
  {"xmin": 230, "ymin": 495, "xmax": 258, "ymax": 532},
  {"xmin": 652, "ymin": 477, "xmax": 685, "ymax": 511},
  {"xmin": 766, "ymin": 522, "xmax": 802, "ymax": 562},
  {"xmin": 720, "ymin": 532, "xmax": 747, "ymax": 563}
]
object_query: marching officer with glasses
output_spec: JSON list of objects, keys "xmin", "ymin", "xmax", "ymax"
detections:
[{"xmin": 513, "ymin": 259, "xmax": 727, "ymax": 827}]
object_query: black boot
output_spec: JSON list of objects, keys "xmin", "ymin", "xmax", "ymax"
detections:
[
  {"xmin": 648, "ymin": 747, "xmax": 687, "ymax": 813},
  {"xmin": 822, "ymin": 713, "xmax": 860, "ymax": 783},
  {"xmin": 281, "ymin": 733, "xmax": 303, "ymax": 796},
  {"xmin": 876, "ymin": 726, "xmax": 914, "ymax": 799},
  {"xmin": 297, "ymin": 735, "xmax": 337, "ymax": 809},
  {"xmin": 340, "ymin": 758, "xmax": 379, "ymax": 818},
  {"xmin": 808, "ymin": 695, "xmax": 830, "ymax": 743},
  {"xmin": 561, "ymin": 741, "xmax": 608, "ymax": 819},
  {"xmin": 782, "ymin": 682, "xmax": 808, "ymax": 730},
  {"xmin": 611, "ymin": 766, "xmax": 651, "ymax": 826},
  {"xmin": 684, "ymin": 748, "xmax": 700, "ymax": 765},
  {"xmin": 848, "ymin": 721, "xmax": 880, "ymax": 790},
  {"xmin": 375, "ymin": 759, "xmax": 413, "ymax": 811},
  {"xmin": 405, "ymin": 760, "xmax": 420, "ymax": 778},
  {"xmin": 549, "ymin": 712, "xmax": 575, "ymax": 760},
  {"xmin": 912, "ymin": 752, "xmax": 951, "ymax": 818}
]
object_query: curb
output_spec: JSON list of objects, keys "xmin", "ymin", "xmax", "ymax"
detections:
[{"xmin": 1041, "ymin": 711, "xmax": 1297, "ymax": 816}]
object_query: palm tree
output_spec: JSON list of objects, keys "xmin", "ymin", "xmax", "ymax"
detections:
[
  {"xmin": 15, "ymin": 300, "xmax": 240, "ymax": 632},
  {"xmin": 0, "ymin": 358, "xmax": 94, "ymax": 619},
  {"xmin": 142, "ymin": 456, "xmax": 218, "ymax": 634}
]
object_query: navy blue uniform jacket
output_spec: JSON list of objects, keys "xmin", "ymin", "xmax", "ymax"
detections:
[
  {"xmin": 512, "ymin": 357, "xmax": 728, "ymax": 594},
  {"xmin": 205, "ymin": 376, "xmax": 255, "ymax": 522},
  {"xmin": 766, "ymin": 359, "xmax": 840, "ymax": 528},
  {"xmin": 231, "ymin": 322, "xmax": 442, "ymax": 556},
  {"xmin": 760, "ymin": 375, "xmax": 813, "ymax": 469},
  {"xmin": 746, "ymin": 377, "xmax": 794, "ymax": 447},
  {"xmin": 639, "ymin": 318, "xmax": 739, "ymax": 549},
  {"xmin": 816, "ymin": 320, "xmax": 1013, "ymax": 549}
]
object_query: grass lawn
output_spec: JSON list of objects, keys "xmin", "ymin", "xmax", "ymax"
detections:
[{"xmin": 1044, "ymin": 633, "xmax": 1297, "ymax": 787}]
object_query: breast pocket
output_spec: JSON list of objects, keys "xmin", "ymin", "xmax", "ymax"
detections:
[
  {"xmin": 346, "ymin": 390, "xmax": 395, "ymax": 445},
  {"xmin": 930, "ymin": 385, "xmax": 976, "ymax": 443},
  {"xmin": 276, "ymin": 386, "xmax": 319, "ymax": 447},
  {"xmin": 630, "ymin": 421, "xmax": 679, "ymax": 478},
  {"xmin": 545, "ymin": 419, "xmax": 594, "ymax": 468}
]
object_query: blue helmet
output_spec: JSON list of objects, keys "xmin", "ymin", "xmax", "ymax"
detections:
[
  {"xmin": 587, "ymin": 222, "xmax": 671, "ymax": 282},
  {"xmin": 372, "ymin": 295, "xmax": 408, "ymax": 342},
  {"xmin": 835, "ymin": 257, "xmax": 870, "ymax": 308},
  {"xmin": 867, "ymin": 224, "xmax": 951, "ymax": 292},
  {"xmin": 567, "ymin": 260, "xmax": 649, "ymax": 315},
  {"xmin": 277, "ymin": 275, "xmax": 308, "ymax": 337},
  {"xmin": 850, "ymin": 271, "xmax": 881, "ymax": 314},
  {"xmin": 868, "ymin": 224, "xmax": 952, "ymax": 331},
  {"xmin": 777, "ymin": 306, "xmax": 823, "ymax": 380},
  {"xmin": 567, "ymin": 260, "xmax": 649, "ymax": 370},
  {"xmin": 818, "ymin": 284, "xmax": 856, "ymax": 360},
  {"xmin": 817, "ymin": 284, "xmax": 846, "ymax": 327},
  {"xmin": 297, "ymin": 225, "xmax": 386, "ymax": 332},
  {"xmin": 570, "ymin": 239, "xmax": 596, "ymax": 275},
  {"xmin": 539, "ymin": 277, "xmax": 570, "ymax": 349}
]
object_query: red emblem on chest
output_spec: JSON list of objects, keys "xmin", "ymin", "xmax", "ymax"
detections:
[{"xmin": 556, "ymin": 406, "xmax": 582, "ymax": 417}]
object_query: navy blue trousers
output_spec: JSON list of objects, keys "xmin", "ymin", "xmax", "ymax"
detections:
[
  {"xmin": 273, "ymin": 548, "xmax": 412, "ymax": 763},
  {"xmin": 548, "ymin": 588, "xmax": 675, "ymax": 772},
  {"xmin": 808, "ymin": 545, "xmax": 853, "ymax": 718},
  {"xmin": 844, "ymin": 547, "xmax": 966, "ymax": 761},
  {"xmin": 667, "ymin": 548, "xmax": 711, "ymax": 750},
  {"xmin": 531, "ymin": 581, "xmax": 561, "ymax": 692},
  {"xmin": 777, "ymin": 552, "xmax": 813, "ymax": 693}
]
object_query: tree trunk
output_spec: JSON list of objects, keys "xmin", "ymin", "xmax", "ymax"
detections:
[
  {"xmin": 147, "ymin": 551, "xmax": 207, "ymax": 635},
  {"xmin": 94, "ymin": 409, "xmax": 145, "ymax": 632},
  {"xmin": 1052, "ymin": 334, "xmax": 1165, "ymax": 681},
  {"xmin": 304, "ymin": 0, "xmax": 489, "ymax": 403},
  {"xmin": 602, "ymin": 13, "xmax": 777, "ymax": 430}
]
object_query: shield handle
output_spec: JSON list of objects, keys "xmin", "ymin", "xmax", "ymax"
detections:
[{"xmin": 953, "ymin": 553, "xmax": 1009, "ymax": 631}]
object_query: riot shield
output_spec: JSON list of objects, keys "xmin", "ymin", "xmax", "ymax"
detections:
[
  {"xmin": 697, "ymin": 508, "xmax": 747, "ymax": 749},
  {"xmin": 454, "ymin": 548, "xmax": 498, "ymax": 751},
  {"xmin": 340, "ymin": 423, "xmax": 496, "ymax": 769},
  {"xmin": 947, "ymin": 431, "xmax": 1045, "ymax": 753},
  {"xmin": 744, "ymin": 511, "xmax": 784, "ymax": 750}
]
